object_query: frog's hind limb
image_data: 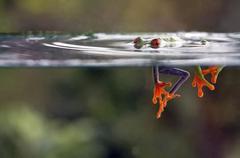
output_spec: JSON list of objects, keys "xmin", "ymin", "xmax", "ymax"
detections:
[{"xmin": 152, "ymin": 66, "xmax": 190, "ymax": 118}]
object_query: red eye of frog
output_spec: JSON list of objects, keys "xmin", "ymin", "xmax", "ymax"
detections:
[{"xmin": 151, "ymin": 38, "xmax": 161, "ymax": 48}]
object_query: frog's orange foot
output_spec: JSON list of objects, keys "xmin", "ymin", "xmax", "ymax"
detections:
[
  {"xmin": 155, "ymin": 93, "xmax": 180, "ymax": 119},
  {"xmin": 192, "ymin": 75, "xmax": 215, "ymax": 98},
  {"xmin": 202, "ymin": 66, "xmax": 220, "ymax": 84},
  {"xmin": 152, "ymin": 82, "xmax": 180, "ymax": 119},
  {"xmin": 152, "ymin": 82, "xmax": 171, "ymax": 104}
]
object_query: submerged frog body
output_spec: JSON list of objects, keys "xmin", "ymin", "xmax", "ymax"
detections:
[
  {"xmin": 152, "ymin": 66, "xmax": 223, "ymax": 118},
  {"xmin": 133, "ymin": 36, "xmax": 224, "ymax": 119}
]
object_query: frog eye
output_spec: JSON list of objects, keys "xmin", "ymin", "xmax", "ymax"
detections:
[
  {"xmin": 150, "ymin": 38, "xmax": 161, "ymax": 48},
  {"xmin": 133, "ymin": 37, "xmax": 142, "ymax": 44},
  {"xmin": 133, "ymin": 37, "xmax": 144, "ymax": 49}
]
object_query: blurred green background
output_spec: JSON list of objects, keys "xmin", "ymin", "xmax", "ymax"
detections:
[
  {"xmin": 1, "ymin": 0, "xmax": 240, "ymax": 158},
  {"xmin": 0, "ymin": 68, "xmax": 240, "ymax": 158},
  {"xmin": 1, "ymin": 0, "xmax": 240, "ymax": 32}
]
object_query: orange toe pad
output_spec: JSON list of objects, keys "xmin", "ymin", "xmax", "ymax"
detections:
[{"xmin": 202, "ymin": 66, "xmax": 220, "ymax": 84}]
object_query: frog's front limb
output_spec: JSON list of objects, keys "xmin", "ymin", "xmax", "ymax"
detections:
[
  {"xmin": 152, "ymin": 66, "xmax": 190, "ymax": 118},
  {"xmin": 192, "ymin": 66, "xmax": 224, "ymax": 97}
]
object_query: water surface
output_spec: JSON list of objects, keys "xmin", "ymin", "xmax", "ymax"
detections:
[{"xmin": 1, "ymin": 32, "xmax": 240, "ymax": 67}]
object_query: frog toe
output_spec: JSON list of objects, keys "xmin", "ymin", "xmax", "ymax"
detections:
[
  {"xmin": 202, "ymin": 66, "xmax": 221, "ymax": 84},
  {"xmin": 152, "ymin": 81, "xmax": 180, "ymax": 119}
]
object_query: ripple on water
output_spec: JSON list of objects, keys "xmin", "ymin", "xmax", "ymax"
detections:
[{"xmin": 0, "ymin": 32, "xmax": 240, "ymax": 67}]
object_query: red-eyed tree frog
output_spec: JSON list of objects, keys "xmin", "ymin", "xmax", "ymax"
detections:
[{"xmin": 133, "ymin": 36, "xmax": 224, "ymax": 119}]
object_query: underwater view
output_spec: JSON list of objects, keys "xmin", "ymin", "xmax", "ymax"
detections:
[{"xmin": 1, "ymin": 0, "xmax": 240, "ymax": 158}]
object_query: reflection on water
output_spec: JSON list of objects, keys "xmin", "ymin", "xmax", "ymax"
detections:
[{"xmin": 1, "ymin": 32, "xmax": 240, "ymax": 67}]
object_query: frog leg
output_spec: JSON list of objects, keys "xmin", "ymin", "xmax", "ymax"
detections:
[
  {"xmin": 192, "ymin": 66, "xmax": 224, "ymax": 97},
  {"xmin": 152, "ymin": 66, "xmax": 190, "ymax": 118}
]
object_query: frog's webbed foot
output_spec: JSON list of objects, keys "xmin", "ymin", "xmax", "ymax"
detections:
[
  {"xmin": 192, "ymin": 66, "xmax": 223, "ymax": 97},
  {"xmin": 202, "ymin": 66, "xmax": 222, "ymax": 84},
  {"xmin": 152, "ymin": 82, "xmax": 180, "ymax": 119},
  {"xmin": 192, "ymin": 74, "xmax": 215, "ymax": 98}
]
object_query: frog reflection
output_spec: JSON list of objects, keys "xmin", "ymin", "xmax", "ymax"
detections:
[{"xmin": 133, "ymin": 37, "xmax": 224, "ymax": 118}]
